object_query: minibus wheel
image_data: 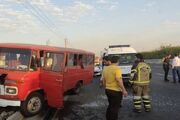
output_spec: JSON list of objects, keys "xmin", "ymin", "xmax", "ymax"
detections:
[
  {"xmin": 73, "ymin": 82, "xmax": 82, "ymax": 94},
  {"xmin": 20, "ymin": 92, "xmax": 44, "ymax": 117}
]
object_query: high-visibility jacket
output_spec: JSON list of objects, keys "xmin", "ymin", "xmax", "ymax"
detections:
[{"xmin": 130, "ymin": 62, "xmax": 151, "ymax": 85}]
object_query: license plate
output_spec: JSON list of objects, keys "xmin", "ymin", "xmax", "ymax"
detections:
[{"xmin": 0, "ymin": 85, "xmax": 5, "ymax": 95}]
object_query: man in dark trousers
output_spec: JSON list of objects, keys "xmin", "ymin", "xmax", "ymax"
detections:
[
  {"xmin": 162, "ymin": 54, "xmax": 171, "ymax": 81},
  {"xmin": 100, "ymin": 56, "xmax": 111, "ymax": 87},
  {"xmin": 102, "ymin": 56, "xmax": 128, "ymax": 120}
]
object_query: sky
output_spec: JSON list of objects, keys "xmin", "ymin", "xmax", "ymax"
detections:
[{"xmin": 0, "ymin": 0, "xmax": 180, "ymax": 55}]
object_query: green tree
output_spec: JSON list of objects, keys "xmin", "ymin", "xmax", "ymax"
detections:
[{"xmin": 140, "ymin": 45, "xmax": 180, "ymax": 59}]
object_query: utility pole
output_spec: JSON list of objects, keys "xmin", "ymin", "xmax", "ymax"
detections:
[
  {"xmin": 46, "ymin": 39, "xmax": 51, "ymax": 46},
  {"xmin": 64, "ymin": 38, "xmax": 68, "ymax": 48}
]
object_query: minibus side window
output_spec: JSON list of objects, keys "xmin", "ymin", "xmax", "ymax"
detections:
[
  {"xmin": 44, "ymin": 52, "xmax": 64, "ymax": 72},
  {"xmin": 78, "ymin": 54, "xmax": 87, "ymax": 69},
  {"xmin": 82, "ymin": 54, "xmax": 87, "ymax": 66},
  {"xmin": 0, "ymin": 53, "xmax": 5, "ymax": 67},
  {"xmin": 65, "ymin": 53, "xmax": 68, "ymax": 66},
  {"xmin": 39, "ymin": 51, "xmax": 44, "ymax": 67},
  {"xmin": 67, "ymin": 54, "xmax": 78, "ymax": 67},
  {"xmin": 87, "ymin": 55, "xmax": 94, "ymax": 65},
  {"xmin": 30, "ymin": 51, "xmax": 38, "ymax": 71},
  {"xmin": 52, "ymin": 53, "xmax": 64, "ymax": 71}
]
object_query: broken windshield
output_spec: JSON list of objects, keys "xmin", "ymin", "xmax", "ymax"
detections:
[{"xmin": 0, "ymin": 48, "xmax": 31, "ymax": 71}]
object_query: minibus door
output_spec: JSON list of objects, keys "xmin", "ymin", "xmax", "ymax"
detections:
[
  {"xmin": 41, "ymin": 71, "xmax": 63, "ymax": 108},
  {"xmin": 40, "ymin": 52, "xmax": 64, "ymax": 108}
]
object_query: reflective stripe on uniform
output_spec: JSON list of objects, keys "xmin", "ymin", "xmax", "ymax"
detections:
[
  {"xmin": 143, "ymin": 100, "xmax": 151, "ymax": 103},
  {"xmin": 133, "ymin": 81, "xmax": 150, "ymax": 84},
  {"xmin": 134, "ymin": 105, "xmax": 141, "ymax": 109},
  {"xmin": 143, "ymin": 96, "xmax": 151, "ymax": 109},
  {"xmin": 144, "ymin": 104, "xmax": 151, "ymax": 109},
  {"xmin": 142, "ymin": 96, "xmax": 151, "ymax": 104},
  {"xmin": 134, "ymin": 101, "xmax": 141, "ymax": 104},
  {"xmin": 131, "ymin": 69, "xmax": 137, "ymax": 73},
  {"xmin": 134, "ymin": 96, "xmax": 141, "ymax": 100},
  {"xmin": 144, "ymin": 104, "xmax": 151, "ymax": 107},
  {"xmin": 142, "ymin": 96, "xmax": 150, "ymax": 99},
  {"xmin": 133, "ymin": 97, "xmax": 142, "ymax": 109}
]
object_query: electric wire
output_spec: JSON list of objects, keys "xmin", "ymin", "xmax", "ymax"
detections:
[{"xmin": 20, "ymin": 0, "xmax": 65, "ymax": 41}]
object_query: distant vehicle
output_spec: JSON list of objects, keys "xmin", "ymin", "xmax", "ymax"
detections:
[
  {"xmin": 101, "ymin": 45, "xmax": 137, "ymax": 83},
  {"xmin": 0, "ymin": 43, "xmax": 94, "ymax": 117},
  {"xmin": 94, "ymin": 64, "xmax": 102, "ymax": 76}
]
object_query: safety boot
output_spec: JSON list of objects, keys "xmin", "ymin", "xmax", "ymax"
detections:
[
  {"xmin": 145, "ymin": 108, "xmax": 151, "ymax": 112},
  {"xmin": 134, "ymin": 108, "xmax": 142, "ymax": 113}
]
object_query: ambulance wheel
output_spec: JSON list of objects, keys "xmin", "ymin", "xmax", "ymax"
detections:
[{"xmin": 20, "ymin": 92, "xmax": 44, "ymax": 117}]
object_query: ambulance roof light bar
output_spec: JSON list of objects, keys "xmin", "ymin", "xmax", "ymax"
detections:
[{"xmin": 109, "ymin": 45, "xmax": 130, "ymax": 48}]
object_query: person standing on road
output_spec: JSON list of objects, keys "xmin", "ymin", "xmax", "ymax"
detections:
[
  {"xmin": 162, "ymin": 54, "xmax": 171, "ymax": 81},
  {"xmin": 102, "ymin": 56, "xmax": 128, "ymax": 120},
  {"xmin": 102, "ymin": 56, "xmax": 111, "ymax": 69},
  {"xmin": 130, "ymin": 53, "xmax": 152, "ymax": 113},
  {"xmin": 100, "ymin": 56, "xmax": 111, "ymax": 87},
  {"xmin": 172, "ymin": 54, "xmax": 180, "ymax": 83}
]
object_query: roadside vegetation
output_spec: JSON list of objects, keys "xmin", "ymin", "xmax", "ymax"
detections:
[{"xmin": 140, "ymin": 45, "xmax": 180, "ymax": 59}]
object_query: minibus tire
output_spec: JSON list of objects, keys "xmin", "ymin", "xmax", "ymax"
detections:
[
  {"xmin": 20, "ymin": 92, "xmax": 44, "ymax": 117},
  {"xmin": 73, "ymin": 82, "xmax": 82, "ymax": 94}
]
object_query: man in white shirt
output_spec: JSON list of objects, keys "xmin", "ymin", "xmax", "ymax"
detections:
[{"xmin": 172, "ymin": 54, "xmax": 180, "ymax": 83}]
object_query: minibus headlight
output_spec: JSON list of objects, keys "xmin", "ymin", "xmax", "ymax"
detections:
[{"xmin": 5, "ymin": 87, "xmax": 17, "ymax": 95}]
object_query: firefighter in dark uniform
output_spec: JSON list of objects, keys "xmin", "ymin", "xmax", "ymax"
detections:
[{"xmin": 130, "ymin": 53, "xmax": 151, "ymax": 113}]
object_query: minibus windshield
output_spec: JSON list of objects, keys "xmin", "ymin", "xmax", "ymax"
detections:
[
  {"xmin": 109, "ymin": 53, "xmax": 136, "ymax": 65},
  {"xmin": 0, "ymin": 48, "xmax": 31, "ymax": 71}
]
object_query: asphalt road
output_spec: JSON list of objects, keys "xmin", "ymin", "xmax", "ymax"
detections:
[
  {"xmin": 1, "ymin": 62, "xmax": 180, "ymax": 120},
  {"xmin": 55, "ymin": 63, "xmax": 180, "ymax": 120}
]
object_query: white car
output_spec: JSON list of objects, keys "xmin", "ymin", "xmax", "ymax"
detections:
[{"xmin": 94, "ymin": 64, "xmax": 102, "ymax": 76}]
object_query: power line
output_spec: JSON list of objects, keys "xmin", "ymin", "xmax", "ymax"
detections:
[
  {"xmin": 17, "ymin": 0, "xmax": 74, "ymax": 48},
  {"xmin": 20, "ymin": 0, "xmax": 65, "ymax": 41},
  {"xmin": 24, "ymin": 0, "xmax": 60, "ymax": 36},
  {"xmin": 26, "ymin": 0, "xmax": 58, "ymax": 30}
]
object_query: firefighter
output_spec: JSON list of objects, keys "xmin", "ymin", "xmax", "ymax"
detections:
[{"xmin": 130, "ymin": 53, "xmax": 151, "ymax": 113}]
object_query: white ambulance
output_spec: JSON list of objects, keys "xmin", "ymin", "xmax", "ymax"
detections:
[{"xmin": 102, "ymin": 45, "xmax": 137, "ymax": 83}]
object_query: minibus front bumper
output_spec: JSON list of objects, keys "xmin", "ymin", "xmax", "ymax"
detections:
[{"xmin": 0, "ymin": 98, "xmax": 21, "ymax": 107}]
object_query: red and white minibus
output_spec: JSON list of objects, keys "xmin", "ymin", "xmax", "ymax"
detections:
[{"xmin": 0, "ymin": 43, "xmax": 94, "ymax": 116}]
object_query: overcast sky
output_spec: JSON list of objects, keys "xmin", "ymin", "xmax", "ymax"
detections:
[{"xmin": 0, "ymin": 0, "xmax": 180, "ymax": 55}]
